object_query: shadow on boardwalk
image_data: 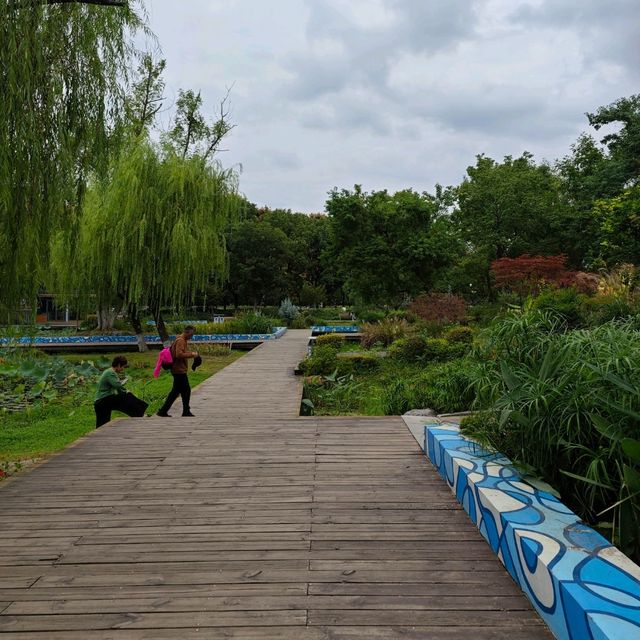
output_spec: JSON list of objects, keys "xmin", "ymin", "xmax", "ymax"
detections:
[{"xmin": 0, "ymin": 330, "xmax": 552, "ymax": 638}]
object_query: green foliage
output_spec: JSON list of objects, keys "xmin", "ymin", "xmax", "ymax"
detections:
[
  {"xmin": 326, "ymin": 186, "xmax": 460, "ymax": 305},
  {"xmin": 467, "ymin": 310, "xmax": 640, "ymax": 560},
  {"xmin": 388, "ymin": 336, "xmax": 428, "ymax": 361},
  {"xmin": 529, "ymin": 287, "xmax": 586, "ymax": 327},
  {"xmin": 0, "ymin": 353, "xmax": 107, "ymax": 413},
  {"xmin": 354, "ymin": 308, "xmax": 386, "ymax": 323},
  {"xmin": 361, "ymin": 318, "xmax": 409, "ymax": 348},
  {"xmin": 0, "ymin": 1, "xmax": 147, "ymax": 309},
  {"xmin": 422, "ymin": 338, "xmax": 468, "ymax": 363},
  {"xmin": 379, "ymin": 358, "xmax": 477, "ymax": 415},
  {"xmin": 443, "ymin": 326, "xmax": 474, "ymax": 344},
  {"xmin": 175, "ymin": 313, "xmax": 277, "ymax": 335},
  {"xmin": 298, "ymin": 346, "xmax": 339, "ymax": 376},
  {"xmin": 53, "ymin": 137, "xmax": 240, "ymax": 325},
  {"xmin": 454, "ymin": 153, "xmax": 572, "ymax": 297},
  {"xmin": 337, "ymin": 353, "xmax": 381, "ymax": 375},
  {"xmin": 595, "ymin": 185, "xmax": 640, "ymax": 265},
  {"xmin": 581, "ymin": 294, "xmax": 638, "ymax": 327},
  {"xmin": 315, "ymin": 334, "xmax": 345, "ymax": 349}
]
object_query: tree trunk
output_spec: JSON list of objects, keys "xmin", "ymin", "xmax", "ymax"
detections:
[
  {"xmin": 128, "ymin": 304, "xmax": 148, "ymax": 352},
  {"xmin": 96, "ymin": 306, "xmax": 117, "ymax": 331},
  {"xmin": 153, "ymin": 307, "xmax": 170, "ymax": 345}
]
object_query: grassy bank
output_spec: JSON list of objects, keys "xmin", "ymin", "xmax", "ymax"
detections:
[{"xmin": 0, "ymin": 346, "xmax": 243, "ymax": 468}]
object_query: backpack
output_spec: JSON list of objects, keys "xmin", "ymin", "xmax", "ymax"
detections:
[{"xmin": 153, "ymin": 345, "xmax": 174, "ymax": 378}]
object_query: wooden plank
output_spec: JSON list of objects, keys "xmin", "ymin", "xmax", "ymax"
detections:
[
  {"xmin": 4, "ymin": 594, "xmax": 535, "ymax": 615},
  {"xmin": 0, "ymin": 330, "xmax": 551, "ymax": 639}
]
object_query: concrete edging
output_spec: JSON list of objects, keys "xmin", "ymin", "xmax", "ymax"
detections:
[{"xmin": 422, "ymin": 422, "xmax": 640, "ymax": 640}]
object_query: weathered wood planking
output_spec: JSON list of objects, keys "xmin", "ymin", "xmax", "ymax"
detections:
[{"xmin": 0, "ymin": 329, "xmax": 552, "ymax": 638}]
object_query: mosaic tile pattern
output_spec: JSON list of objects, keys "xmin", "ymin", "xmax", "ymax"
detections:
[
  {"xmin": 311, "ymin": 325, "xmax": 360, "ymax": 334},
  {"xmin": 0, "ymin": 328, "xmax": 287, "ymax": 346},
  {"xmin": 424, "ymin": 423, "xmax": 640, "ymax": 640}
]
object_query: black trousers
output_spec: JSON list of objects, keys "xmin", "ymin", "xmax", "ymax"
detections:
[
  {"xmin": 159, "ymin": 373, "xmax": 191, "ymax": 415},
  {"xmin": 94, "ymin": 394, "xmax": 128, "ymax": 428}
]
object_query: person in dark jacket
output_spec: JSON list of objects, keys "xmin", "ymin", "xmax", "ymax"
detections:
[
  {"xmin": 94, "ymin": 355, "xmax": 129, "ymax": 428},
  {"xmin": 157, "ymin": 325, "xmax": 199, "ymax": 417}
]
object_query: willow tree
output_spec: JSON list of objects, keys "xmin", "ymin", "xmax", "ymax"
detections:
[
  {"xmin": 69, "ymin": 139, "xmax": 240, "ymax": 350},
  {"xmin": 0, "ymin": 0, "xmax": 146, "ymax": 312}
]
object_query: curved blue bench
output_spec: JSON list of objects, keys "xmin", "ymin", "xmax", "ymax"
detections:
[{"xmin": 425, "ymin": 423, "xmax": 640, "ymax": 640}]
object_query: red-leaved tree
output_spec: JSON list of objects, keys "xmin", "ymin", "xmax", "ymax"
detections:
[{"xmin": 491, "ymin": 255, "xmax": 598, "ymax": 296}]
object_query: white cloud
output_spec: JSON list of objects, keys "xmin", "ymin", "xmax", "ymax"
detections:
[{"xmin": 145, "ymin": 0, "xmax": 639, "ymax": 212}]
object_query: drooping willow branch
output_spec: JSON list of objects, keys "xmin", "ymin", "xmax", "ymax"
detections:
[{"xmin": 46, "ymin": 1, "xmax": 127, "ymax": 6}]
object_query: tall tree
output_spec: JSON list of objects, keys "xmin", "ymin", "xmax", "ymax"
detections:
[
  {"xmin": 454, "ymin": 153, "xmax": 570, "ymax": 296},
  {"xmin": 0, "ymin": 0, "xmax": 147, "ymax": 311},
  {"xmin": 67, "ymin": 140, "xmax": 240, "ymax": 349},
  {"xmin": 327, "ymin": 186, "xmax": 456, "ymax": 305}
]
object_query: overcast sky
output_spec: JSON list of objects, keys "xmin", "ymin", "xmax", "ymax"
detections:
[{"xmin": 145, "ymin": 0, "xmax": 640, "ymax": 213}]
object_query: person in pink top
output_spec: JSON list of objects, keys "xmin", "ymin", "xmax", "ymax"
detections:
[{"xmin": 157, "ymin": 325, "xmax": 199, "ymax": 417}]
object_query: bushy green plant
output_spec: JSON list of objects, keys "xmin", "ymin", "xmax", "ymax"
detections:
[
  {"xmin": 443, "ymin": 326, "xmax": 474, "ymax": 344},
  {"xmin": 388, "ymin": 336, "xmax": 428, "ymax": 361},
  {"xmin": 337, "ymin": 353, "xmax": 381, "ymax": 375},
  {"xmin": 298, "ymin": 345, "xmax": 339, "ymax": 375},
  {"xmin": 361, "ymin": 318, "xmax": 408, "ymax": 348},
  {"xmin": 467, "ymin": 309, "xmax": 640, "ymax": 561},
  {"xmin": 529, "ymin": 286, "xmax": 586, "ymax": 327},
  {"xmin": 581, "ymin": 294, "xmax": 638, "ymax": 327},
  {"xmin": 422, "ymin": 338, "xmax": 468, "ymax": 362},
  {"xmin": 291, "ymin": 313, "xmax": 312, "ymax": 329},
  {"xmin": 354, "ymin": 308, "xmax": 385, "ymax": 323},
  {"xmin": 377, "ymin": 358, "xmax": 477, "ymax": 415},
  {"xmin": 315, "ymin": 334, "xmax": 345, "ymax": 349}
]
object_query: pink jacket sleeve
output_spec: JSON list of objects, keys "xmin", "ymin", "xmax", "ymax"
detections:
[{"xmin": 153, "ymin": 349, "xmax": 172, "ymax": 378}]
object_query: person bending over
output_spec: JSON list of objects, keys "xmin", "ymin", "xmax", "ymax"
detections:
[
  {"xmin": 157, "ymin": 325, "xmax": 199, "ymax": 417},
  {"xmin": 94, "ymin": 355, "xmax": 129, "ymax": 428}
]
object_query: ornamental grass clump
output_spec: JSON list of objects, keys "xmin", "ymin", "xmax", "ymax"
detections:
[
  {"xmin": 465, "ymin": 308, "xmax": 640, "ymax": 561},
  {"xmin": 361, "ymin": 318, "xmax": 408, "ymax": 348}
]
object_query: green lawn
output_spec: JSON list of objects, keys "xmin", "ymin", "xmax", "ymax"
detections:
[{"xmin": 0, "ymin": 347, "xmax": 244, "ymax": 466}]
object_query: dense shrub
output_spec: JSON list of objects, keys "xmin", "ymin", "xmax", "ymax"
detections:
[
  {"xmin": 337, "ymin": 352, "xmax": 381, "ymax": 374},
  {"xmin": 361, "ymin": 318, "xmax": 408, "ymax": 348},
  {"xmin": 581, "ymin": 294, "xmax": 638, "ymax": 326},
  {"xmin": 354, "ymin": 308, "xmax": 385, "ymax": 323},
  {"xmin": 379, "ymin": 358, "xmax": 477, "ymax": 415},
  {"xmin": 443, "ymin": 326, "xmax": 474, "ymax": 344},
  {"xmin": 410, "ymin": 293, "xmax": 467, "ymax": 325},
  {"xmin": 410, "ymin": 359, "xmax": 478, "ymax": 413},
  {"xmin": 467, "ymin": 310, "xmax": 640, "ymax": 561},
  {"xmin": 298, "ymin": 345, "xmax": 338, "ymax": 375},
  {"xmin": 388, "ymin": 336, "xmax": 427, "ymax": 361},
  {"xmin": 529, "ymin": 287, "xmax": 586, "ymax": 327},
  {"xmin": 422, "ymin": 338, "xmax": 467, "ymax": 362},
  {"xmin": 291, "ymin": 312, "xmax": 313, "ymax": 329},
  {"xmin": 315, "ymin": 334, "xmax": 345, "ymax": 349}
]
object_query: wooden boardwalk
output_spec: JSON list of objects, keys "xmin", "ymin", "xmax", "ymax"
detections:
[{"xmin": 0, "ymin": 330, "xmax": 551, "ymax": 638}]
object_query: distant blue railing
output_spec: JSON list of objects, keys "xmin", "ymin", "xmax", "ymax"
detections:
[
  {"xmin": 311, "ymin": 325, "xmax": 360, "ymax": 335},
  {"xmin": 0, "ymin": 327, "xmax": 287, "ymax": 346}
]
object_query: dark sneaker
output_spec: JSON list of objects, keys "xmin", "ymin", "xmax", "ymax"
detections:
[
  {"xmin": 182, "ymin": 412, "xmax": 195, "ymax": 417},
  {"xmin": 156, "ymin": 411, "xmax": 171, "ymax": 417}
]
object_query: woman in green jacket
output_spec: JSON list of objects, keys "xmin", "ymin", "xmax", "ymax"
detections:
[{"xmin": 94, "ymin": 355, "xmax": 129, "ymax": 428}]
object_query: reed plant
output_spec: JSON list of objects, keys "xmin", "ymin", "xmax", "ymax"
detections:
[{"xmin": 465, "ymin": 309, "xmax": 640, "ymax": 560}]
